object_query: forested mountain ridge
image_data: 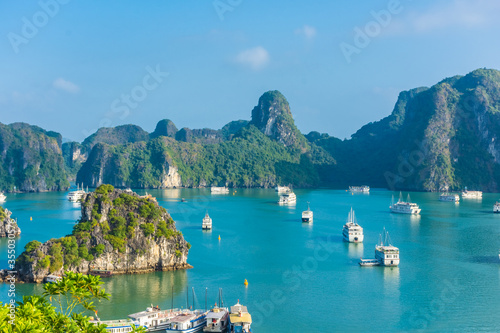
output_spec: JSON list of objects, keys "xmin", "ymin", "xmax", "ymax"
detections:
[
  {"xmin": 0, "ymin": 122, "xmax": 69, "ymax": 192},
  {"xmin": 310, "ymin": 68, "xmax": 500, "ymax": 191},
  {"xmin": 3, "ymin": 68, "xmax": 500, "ymax": 192}
]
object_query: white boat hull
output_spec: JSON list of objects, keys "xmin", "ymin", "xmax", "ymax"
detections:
[
  {"xmin": 462, "ymin": 191, "xmax": 482, "ymax": 199},
  {"xmin": 165, "ymin": 321, "xmax": 206, "ymax": 333},
  {"xmin": 359, "ymin": 259, "xmax": 380, "ymax": 266},
  {"xmin": 390, "ymin": 207, "xmax": 421, "ymax": 214},
  {"xmin": 301, "ymin": 211, "xmax": 313, "ymax": 223},
  {"xmin": 343, "ymin": 233, "xmax": 364, "ymax": 243},
  {"xmin": 439, "ymin": 194, "xmax": 459, "ymax": 202}
]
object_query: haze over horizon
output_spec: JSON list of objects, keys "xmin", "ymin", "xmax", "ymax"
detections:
[{"xmin": 2, "ymin": 0, "xmax": 500, "ymax": 142}]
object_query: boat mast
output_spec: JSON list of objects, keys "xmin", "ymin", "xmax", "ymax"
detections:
[
  {"xmin": 386, "ymin": 230, "xmax": 392, "ymax": 246},
  {"xmin": 205, "ymin": 287, "xmax": 207, "ymax": 311},
  {"xmin": 171, "ymin": 285, "xmax": 174, "ymax": 310},
  {"xmin": 192, "ymin": 287, "xmax": 195, "ymax": 310},
  {"xmin": 220, "ymin": 288, "xmax": 224, "ymax": 308},
  {"xmin": 186, "ymin": 286, "xmax": 189, "ymax": 309}
]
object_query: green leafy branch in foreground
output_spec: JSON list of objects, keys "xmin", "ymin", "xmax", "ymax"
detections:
[
  {"xmin": 42, "ymin": 271, "xmax": 110, "ymax": 318},
  {"xmin": 0, "ymin": 272, "xmax": 146, "ymax": 333}
]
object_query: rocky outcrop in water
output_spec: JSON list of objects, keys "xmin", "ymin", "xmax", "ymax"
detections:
[
  {"xmin": 15, "ymin": 185, "xmax": 191, "ymax": 283},
  {"xmin": 0, "ymin": 207, "xmax": 20, "ymax": 237}
]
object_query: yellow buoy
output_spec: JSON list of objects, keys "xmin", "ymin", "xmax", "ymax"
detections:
[
  {"xmin": 30, "ymin": 217, "xmax": 32, "ymax": 221},
  {"xmin": 244, "ymin": 279, "xmax": 248, "ymax": 286},
  {"xmin": 218, "ymin": 235, "xmax": 221, "ymax": 241}
]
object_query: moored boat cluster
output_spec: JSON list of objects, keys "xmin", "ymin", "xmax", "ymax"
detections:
[{"xmin": 92, "ymin": 294, "xmax": 252, "ymax": 333}]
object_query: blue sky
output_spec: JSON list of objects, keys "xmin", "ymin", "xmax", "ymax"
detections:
[{"xmin": 2, "ymin": 0, "xmax": 500, "ymax": 142}]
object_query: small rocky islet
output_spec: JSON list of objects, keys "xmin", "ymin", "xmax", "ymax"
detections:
[
  {"xmin": 13, "ymin": 185, "xmax": 191, "ymax": 283},
  {"xmin": 0, "ymin": 207, "xmax": 21, "ymax": 238}
]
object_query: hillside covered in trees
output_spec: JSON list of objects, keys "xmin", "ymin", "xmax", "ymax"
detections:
[{"xmin": 3, "ymin": 68, "xmax": 500, "ymax": 192}]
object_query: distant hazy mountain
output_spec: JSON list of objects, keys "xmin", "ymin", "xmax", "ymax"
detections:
[{"xmin": 3, "ymin": 68, "xmax": 500, "ymax": 192}]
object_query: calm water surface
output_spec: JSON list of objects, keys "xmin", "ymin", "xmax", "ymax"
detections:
[{"xmin": 1, "ymin": 189, "xmax": 499, "ymax": 332}]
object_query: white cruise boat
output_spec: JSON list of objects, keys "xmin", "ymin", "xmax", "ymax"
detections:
[
  {"xmin": 164, "ymin": 310, "xmax": 207, "ymax": 333},
  {"xmin": 128, "ymin": 306, "xmax": 181, "ymax": 332},
  {"xmin": 342, "ymin": 207, "xmax": 364, "ymax": 243},
  {"xmin": 389, "ymin": 193, "xmax": 421, "ymax": 214},
  {"xmin": 494, "ymin": 201, "xmax": 500, "ymax": 213},
  {"xmin": 228, "ymin": 301, "xmax": 252, "ymax": 333},
  {"xmin": 439, "ymin": 193, "xmax": 460, "ymax": 202},
  {"xmin": 203, "ymin": 306, "xmax": 229, "ymax": 333},
  {"xmin": 349, "ymin": 185, "xmax": 370, "ymax": 193},
  {"xmin": 278, "ymin": 191, "xmax": 296, "ymax": 205},
  {"xmin": 461, "ymin": 188, "xmax": 482, "ymax": 199},
  {"xmin": 202, "ymin": 212, "xmax": 212, "ymax": 230},
  {"xmin": 360, "ymin": 229, "xmax": 399, "ymax": 267},
  {"xmin": 275, "ymin": 185, "xmax": 290, "ymax": 193},
  {"xmin": 301, "ymin": 202, "xmax": 313, "ymax": 222},
  {"xmin": 211, "ymin": 187, "xmax": 229, "ymax": 194},
  {"xmin": 0, "ymin": 192, "xmax": 6, "ymax": 202},
  {"xmin": 91, "ymin": 318, "xmax": 146, "ymax": 333},
  {"xmin": 68, "ymin": 184, "xmax": 86, "ymax": 202}
]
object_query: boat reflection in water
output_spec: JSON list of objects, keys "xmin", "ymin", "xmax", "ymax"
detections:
[
  {"xmin": 347, "ymin": 243, "xmax": 364, "ymax": 259},
  {"xmin": 161, "ymin": 189, "xmax": 182, "ymax": 199}
]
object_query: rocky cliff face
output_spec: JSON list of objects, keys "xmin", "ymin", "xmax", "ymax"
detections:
[
  {"xmin": 15, "ymin": 185, "xmax": 191, "ymax": 283},
  {"xmin": 62, "ymin": 142, "xmax": 90, "ymax": 181},
  {"xmin": 0, "ymin": 207, "xmax": 20, "ymax": 237},
  {"xmin": 73, "ymin": 91, "xmax": 322, "ymax": 189},
  {"xmin": 0, "ymin": 122, "xmax": 69, "ymax": 192},
  {"xmin": 250, "ymin": 90, "xmax": 308, "ymax": 150},
  {"xmin": 312, "ymin": 68, "xmax": 500, "ymax": 192},
  {"xmin": 76, "ymin": 140, "xmax": 183, "ymax": 188}
]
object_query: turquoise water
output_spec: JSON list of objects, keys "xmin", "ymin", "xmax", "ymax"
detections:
[{"xmin": 1, "ymin": 189, "xmax": 500, "ymax": 332}]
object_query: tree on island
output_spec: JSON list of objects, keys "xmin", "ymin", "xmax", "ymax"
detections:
[{"xmin": 0, "ymin": 272, "xmax": 146, "ymax": 332}]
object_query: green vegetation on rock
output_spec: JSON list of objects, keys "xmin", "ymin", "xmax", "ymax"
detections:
[
  {"xmin": 15, "ymin": 185, "xmax": 191, "ymax": 282},
  {"xmin": 0, "ymin": 122, "xmax": 69, "ymax": 192},
  {"xmin": 11, "ymin": 69, "xmax": 500, "ymax": 193}
]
